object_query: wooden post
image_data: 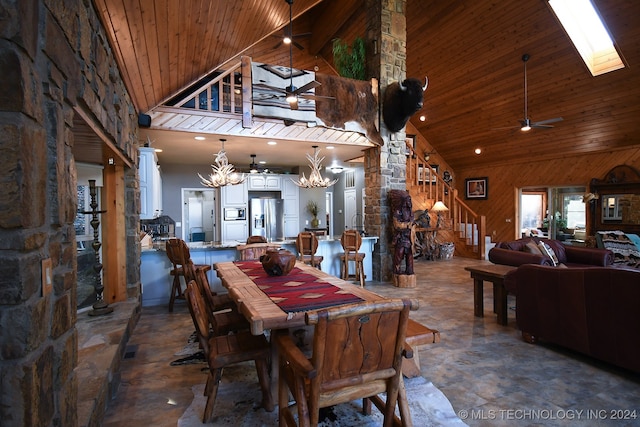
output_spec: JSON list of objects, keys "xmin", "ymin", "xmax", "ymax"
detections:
[{"xmin": 393, "ymin": 274, "xmax": 416, "ymax": 288}]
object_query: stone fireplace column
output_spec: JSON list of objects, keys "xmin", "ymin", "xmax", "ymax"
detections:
[{"xmin": 364, "ymin": 0, "xmax": 408, "ymax": 281}]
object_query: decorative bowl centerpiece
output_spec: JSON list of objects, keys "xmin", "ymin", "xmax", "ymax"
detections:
[{"xmin": 260, "ymin": 249, "xmax": 296, "ymax": 276}]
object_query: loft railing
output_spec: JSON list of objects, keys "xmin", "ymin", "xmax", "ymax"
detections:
[
  {"xmin": 405, "ymin": 139, "xmax": 486, "ymax": 259},
  {"xmin": 169, "ymin": 57, "xmax": 253, "ymax": 127}
]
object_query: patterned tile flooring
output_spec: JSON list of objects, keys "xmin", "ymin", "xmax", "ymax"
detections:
[{"xmin": 103, "ymin": 257, "xmax": 640, "ymax": 426}]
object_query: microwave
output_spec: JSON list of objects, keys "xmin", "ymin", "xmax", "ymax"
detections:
[{"xmin": 224, "ymin": 207, "xmax": 246, "ymax": 221}]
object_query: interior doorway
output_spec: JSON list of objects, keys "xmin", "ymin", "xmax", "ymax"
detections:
[
  {"xmin": 325, "ymin": 192, "xmax": 334, "ymax": 237},
  {"xmin": 182, "ymin": 188, "xmax": 216, "ymax": 242}
]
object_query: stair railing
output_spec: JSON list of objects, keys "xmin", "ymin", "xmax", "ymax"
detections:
[{"xmin": 405, "ymin": 139, "xmax": 486, "ymax": 259}]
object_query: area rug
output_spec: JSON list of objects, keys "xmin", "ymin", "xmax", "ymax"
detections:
[
  {"xmin": 177, "ymin": 362, "xmax": 467, "ymax": 426},
  {"xmin": 170, "ymin": 332, "xmax": 205, "ymax": 366}
]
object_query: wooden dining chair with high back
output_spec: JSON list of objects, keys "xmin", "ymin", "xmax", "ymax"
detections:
[
  {"xmin": 165, "ymin": 238, "xmax": 211, "ymax": 312},
  {"xmin": 246, "ymin": 235, "xmax": 268, "ymax": 244},
  {"xmin": 192, "ymin": 265, "xmax": 249, "ymax": 335},
  {"xmin": 275, "ymin": 299, "xmax": 417, "ymax": 427},
  {"xmin": 184, "ymin": 281, "xmax": 274, "ymax": 423},
  {"xmin": 295, "ymin": 231, "xmax": 323, "ymax": 269},
  {"xmin": 236, "ymin": 242, "xmax": 280, "ymax": 261},
  {"xmin": 339, "ymin": 229, "xmax": 366, "ymax": 287}
]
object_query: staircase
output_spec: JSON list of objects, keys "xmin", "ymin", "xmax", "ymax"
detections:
[{"xmin": 405, "ymin": 141, "xmax": 486, "ymax": 259}]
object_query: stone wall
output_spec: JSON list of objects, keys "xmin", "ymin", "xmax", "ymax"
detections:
[
  {"xmin": 365, "ymin": 0, "xmax": 408, "ymax": 281},
  {"xmin": 0, "ymin": 1, "xmax": 138, "ymax": 426}
]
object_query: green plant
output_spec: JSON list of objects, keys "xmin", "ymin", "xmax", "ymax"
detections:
[
  {"xmin": 332, "ymin": 37, "xmax": 366, "ymax": 80},
  {"xmin": 543, "ymin": 211, "xmax": 567, "ymax": 230},
  {"xmin": 306, "ymin": 200, "xmax": 319, "ymax": 217}
]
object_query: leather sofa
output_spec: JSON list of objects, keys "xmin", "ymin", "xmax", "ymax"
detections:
[
  {"xmin": 488, "ymin": 237, "xmax": 614, "ymax": 268},
  {"xmin": 509, "ymin": 264, "xmax": 640, "ymax": 373}
]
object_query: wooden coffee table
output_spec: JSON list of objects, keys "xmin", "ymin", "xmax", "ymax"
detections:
[{"xmin": 464, "ymin": 264, "xmax": 516, "ymax": 325}]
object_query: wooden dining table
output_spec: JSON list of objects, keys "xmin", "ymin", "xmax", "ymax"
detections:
[
  {"xmin": 214, "ymin": 260, "xmax": 388, "ymax": 335},
  {"xmin": 215, "ymin": 259, "xmax": 419, "ymax": 408}
]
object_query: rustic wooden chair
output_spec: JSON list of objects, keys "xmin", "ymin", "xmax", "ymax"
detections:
[
  {"xmin": 339, "ymin": 229, "xmax": 366, "ymax": 287},
  {"xmin": 247, "ymin": 235, "xmax": 268, "ymax": 244},
  {"xmin": 192, "ymin": 265, "xmax": 249, "ymax": 335},
  {"xmin": 295, "ymin": 232, "xmax": 324, "ymax": 269},
  {"xmin": 275, "ymin": 299, "xmax": 416, "ymax": 427},
  {"xmin": 236, "ymin": 242, "xmax": 280, "ymax": 260},
  {"xmin": 184, "ymin": 281, "xmax": 274, "ymax": 423},
  {"xmin": 165, "ymin": 238, "xmax": 211, "ymax": 311}
]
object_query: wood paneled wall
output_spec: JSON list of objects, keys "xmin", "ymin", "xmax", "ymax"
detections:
[{"xmin": 455, "ymin": 147, "xmax": 640, "ymax": 243}]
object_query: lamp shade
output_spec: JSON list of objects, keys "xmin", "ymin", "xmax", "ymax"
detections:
[{"xmin": 431, "ymin": 201, "xmax": 449, "ymax": 212}]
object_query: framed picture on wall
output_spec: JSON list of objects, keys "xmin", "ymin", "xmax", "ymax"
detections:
[
  {"xmin": 405, "ymin": 134, "xmax": 416, "ymax": 157},
  {"xmin": 465, "ymin": 177, "xmax": 488, "ymax": 199},
  {"xmin": 429, "ymin": 164, "xmax": 439, "ymax": 183}
]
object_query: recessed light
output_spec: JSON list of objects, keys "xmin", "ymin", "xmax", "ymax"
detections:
[
  {"xmin": 154, "ymin": 148, "xmax": 163, "ymax": 153},
  {"xmin": 267, "ymin": 141, "xmax": 277, "ymax": 145},
  {"xmin": 259, "ymin": 160, "xmax": 266, "ymax": 164},
  {"xmin": 419, "ymin": 115, "xmax": 426, "ymax": 122},
  {"xmin": 326, "ymin": 145, "xmax": 335, "ymax": 150},
  {"xmin": 475, "ymin": 148, "xmax": 482, "ymax": 155},
  {"xmin": 194, "ymin": 136, "xmax": 205, "ymax": 141}
]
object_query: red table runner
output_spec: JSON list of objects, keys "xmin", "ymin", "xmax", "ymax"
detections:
[{"xmin": 234, "ymin": 261, "xmax": 363, "ymax": 313}]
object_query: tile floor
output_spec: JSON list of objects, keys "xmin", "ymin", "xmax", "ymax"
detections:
[{"xmin": 102, "ymin": 257, "xmax": 640, "ymax": 426}]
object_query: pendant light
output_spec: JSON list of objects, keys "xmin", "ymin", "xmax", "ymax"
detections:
[
  {"xmin": 198, "ymin": 139, "xmax": 246, "ymax": 187},
  {"xmin": 293, "ymin": 146, "xmax": 338, "ymax": 188},
  {"xmin": 249, "ymin": 154, "xmax": 259, "ymax": 174}
]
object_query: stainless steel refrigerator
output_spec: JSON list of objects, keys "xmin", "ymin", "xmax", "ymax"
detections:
[{"xmin": 249, "ymin": 198, "xmax": 284, "ymax": 241}]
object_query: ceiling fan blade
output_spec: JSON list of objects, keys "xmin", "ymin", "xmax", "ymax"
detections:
[
  {"xmin": 294, "ymin": 80, "xmax": 321, "ymax": 95},
  {"xmin": 292, "ymin": 40, "xmax": 305, "ymax": 51},
  {"xmin": 532, "ymin": 117, "xmax": 563, "ymax": 126},
  {"xmin": 255, "ymin": 82, "xmax": 287, "ymax": 94},
  {"xmin": 299, "ymin": 94, "xmax": 335, "ymax": 101}
]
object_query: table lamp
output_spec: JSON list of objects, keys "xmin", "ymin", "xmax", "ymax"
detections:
[{"xmin": 431, "ymin": 201, "xmax": 449, "ymax": 228}]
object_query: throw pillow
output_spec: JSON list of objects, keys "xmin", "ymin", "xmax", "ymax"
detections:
[
  {"xmin": 524, "ymin": 241, "xmax": 543, "ymax": 255},
  {"xmin": 538, "ymin": 241, "xmax": 559, "ymax": 266}
]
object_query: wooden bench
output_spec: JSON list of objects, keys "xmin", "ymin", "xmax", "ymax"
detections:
[{"xmin": 403, "ymin": 319, "xmax": 440, "ymax": 378}]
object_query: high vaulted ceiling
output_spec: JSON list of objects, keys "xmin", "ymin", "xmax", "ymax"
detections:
[{"xmin": 94, "ymin": 0, "xmax": 640, "ymax": 171}]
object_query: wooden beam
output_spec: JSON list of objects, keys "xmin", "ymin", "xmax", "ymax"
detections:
[
  {"xmin": 102, "ymin": 161, "xmax": 128, "ymax": 303},
  {"xmin": 241, "ymin": 56, "xmax": 253, "ymax": 128}
]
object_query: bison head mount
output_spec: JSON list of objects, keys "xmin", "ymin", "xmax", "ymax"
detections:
[{"xmin": 382, "ymin": 77, "xmax": 428, "ymax": 133}]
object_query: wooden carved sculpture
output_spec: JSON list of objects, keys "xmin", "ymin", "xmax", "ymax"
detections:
[{"xmin": 389, "ymin": 190, "xmax": 415, "ymax": 276}]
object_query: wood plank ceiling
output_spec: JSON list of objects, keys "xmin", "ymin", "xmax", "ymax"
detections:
[{"xmin": 92, "ymin": 0, "xmax": 640, "ymax": 171}]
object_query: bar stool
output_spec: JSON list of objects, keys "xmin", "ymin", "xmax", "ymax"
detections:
[
  {"xmin": 295, "ymin": 231, "xmax": 324, "ymax": 269},
  {"xmin": 339, "ymin": 229, "xmax": 365, "ymax": 287},
  {"xmin": 165, "ymin": 238, "xmax": 211, "ymax": 312}
]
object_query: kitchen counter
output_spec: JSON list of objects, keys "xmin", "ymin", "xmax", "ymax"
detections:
[{"xmin": 140, "ymin": 235, "xmax": 379, "ymax": 307}]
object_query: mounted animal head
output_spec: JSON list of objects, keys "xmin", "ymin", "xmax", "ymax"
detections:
[{"xmin": 382, "ymin": 77, "xmax": 428, "ymax": 132}]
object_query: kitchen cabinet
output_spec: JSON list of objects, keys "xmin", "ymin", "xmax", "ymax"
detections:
[
  {"xmin": 282, "ymin": 175, "xmax": 300, "ymax": 238},
  {"xmin": 221, "ymin": 180, "xmax": 248, "ymax": 206},
  {"xmin": 248, "ymin": 174, "xmax": 281, "ymax": 190},
  {"xmin": 222, "ymin": 220, "xmax": 248, "ymax": 242},
  {"xmin": 139, "ymin": 147, "xmax": 162, "ymax": 219}
]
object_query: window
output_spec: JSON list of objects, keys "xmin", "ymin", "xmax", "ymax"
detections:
[
  {"xmin": 548, "ymin": 0, "xmax": 624, "ymax": 76},
  {"xmin": 562, "ymin": 194, "xmax": 586, "ymax": 229},
  {"xmin": 602, "ymin": 195, "xmax": 623, "ymax": 220},
  {"xmin": 521, "ymin": 193, "xmax": 545, "ymax": 229}
]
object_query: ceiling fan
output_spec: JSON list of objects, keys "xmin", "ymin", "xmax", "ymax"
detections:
[
  {"xmin": 518, "ymin": 53, "xmax": 563, "ymax": 131},
  {"xmin": 254, "ymin": 0, "xmax": 332, "ymax": 110},
  {"xmin": 271, "ymin": 28, "xmax": 311, "ymax": 51}
]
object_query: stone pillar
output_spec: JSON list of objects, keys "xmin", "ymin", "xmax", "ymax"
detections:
[
  {"xmin": 0, "ymin": 1, "xmax": 139, "ymax": 425},
  {"xmin": 364, "ymin": 0, "xmax": 408, "ymax": 281}
]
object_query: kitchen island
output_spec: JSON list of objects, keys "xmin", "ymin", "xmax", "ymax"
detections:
[{"xmin": 140, "ymin": 235, "xmax": 379, "ymax": 307}]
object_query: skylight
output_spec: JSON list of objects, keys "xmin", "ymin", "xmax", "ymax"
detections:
[{"xmin": 548, "ymin": 0, "xmax": 624, "ymax": 76}]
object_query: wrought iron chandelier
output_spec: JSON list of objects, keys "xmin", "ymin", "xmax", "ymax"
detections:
[
  {"xmin": 293, "ymin": 146, "xmax": 338, "ymax": 188},
  {"xmin": 198, "ymin": 139, "xmax": 246, "ymax": 188}
]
